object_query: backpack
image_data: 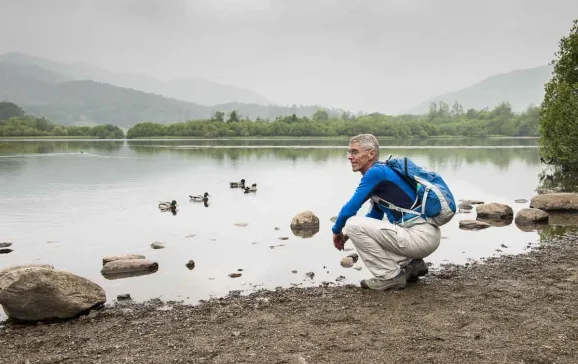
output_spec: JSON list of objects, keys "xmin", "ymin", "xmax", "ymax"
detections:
[{"xmin": 370, "ymin": 154, "xmax": 457, "ymax": 226}]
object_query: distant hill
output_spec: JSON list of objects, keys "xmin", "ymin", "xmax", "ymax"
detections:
[
  {"xmin": 0, "ymin": 52, "xmax": 273, "ymax": 106},
  {"xmin": 0, "ymin": 61, "xmax": 338, "ymax": 127},
  {"xmin": 405, "ymin": 65, "xmax": 553, "ymax": 114}
]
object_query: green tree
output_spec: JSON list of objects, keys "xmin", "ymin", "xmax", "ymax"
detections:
[
  {"xmin": 0, "ymin": 102, "xmax": 25, "ymax": 120},
  {"xmin": 539, "ymin": 19, "xmax": 578, "ymax": 169},
  {"xmin": 227, "ymin": 110, "xmax": 240, "ymax": 123},
  {"xmin": 312, "ymin": 109, "xmax": 329, "ymax": 121}
]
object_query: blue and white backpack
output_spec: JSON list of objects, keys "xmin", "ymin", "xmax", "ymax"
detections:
[{"xmin": 370, "ymin": 154, "xmax": 457, "ymax": 226}]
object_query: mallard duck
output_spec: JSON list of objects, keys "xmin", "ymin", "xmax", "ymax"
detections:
[
  {"xmin": 190, "ymin": 192, "xmax": 210, "ymax": 202},
  {"xmin": 159, "ymin": 200, "xmax": 178, "ymax": 211},
  {"xmin": 230, "ymin": 179, "xmax": 246, "ymax": 188},
  {"xmin": 244, "ymin": 184, "xmax": 257, "ymax": 193}
]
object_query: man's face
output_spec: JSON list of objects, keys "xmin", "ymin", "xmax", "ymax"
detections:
[{"xmin": 347, "ymin": 141, "xmax": 376, "ymax": 174}]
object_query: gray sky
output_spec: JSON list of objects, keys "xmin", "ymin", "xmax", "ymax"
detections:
[{"xmin": 1, "ymin": 0, "xmax": 576, "ymax": 113}]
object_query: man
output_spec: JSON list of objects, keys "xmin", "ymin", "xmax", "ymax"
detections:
[{"xmin": 332, "ymin": 134, "xmax": 441, "ymax": 291}]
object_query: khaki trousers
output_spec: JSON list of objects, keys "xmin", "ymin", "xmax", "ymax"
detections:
[{"xmin": 343, "ymin": 216, "xmax": 441, "ymax": 280}]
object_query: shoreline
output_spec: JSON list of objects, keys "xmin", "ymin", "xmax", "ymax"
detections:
[{"xmin": 1, "ymin": 232, "xmax": 576, "ymax": 363}]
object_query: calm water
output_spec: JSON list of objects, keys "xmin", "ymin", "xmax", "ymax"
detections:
[{"xmin": 0, "ymin": 137, "xmax": 560, "ymax": 311}]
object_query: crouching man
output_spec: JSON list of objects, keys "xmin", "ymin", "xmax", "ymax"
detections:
[{"xmin": 332, "ymin": 134, "xmax": 441, "ymax": 291}]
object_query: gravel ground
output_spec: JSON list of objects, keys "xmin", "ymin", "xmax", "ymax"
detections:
[{"xmin": 1, "ymin": 233, "xmax": 577, "ymax": 364}]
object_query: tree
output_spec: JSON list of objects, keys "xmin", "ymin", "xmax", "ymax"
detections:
[
  {"xmin": 212, "ymin": 111, "xmax": 225, "ymax": 122},
  {"xmin": 312, "ymin": 109, "xmax": 329, "ymax": 121},
  {"xmin": 539, "ymin": 19, "xmax": 578, "ymax": 169},
  {"xmin": 0, "ymin": 102, "xmax": 25, "ymax": 120},
  {"xmin": 227, "ymin": 110, "xmax": 240, "ymax": 123}
]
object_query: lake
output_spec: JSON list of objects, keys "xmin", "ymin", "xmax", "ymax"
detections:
[{"xmin": 0, "ymin": 137, "xmax": 563, "ymax": 311}]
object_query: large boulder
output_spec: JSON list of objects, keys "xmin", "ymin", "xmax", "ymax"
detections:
[
  {"xmin": 0, "ymin": 267, "xmax": 105, "ymax": 322},
  {"xmin": 515, "ymin": 208, "xmax": 549, "ymax": 224},
  {"xmin": 0, "ymin": 264, "xmax": 54, "ymax": 278},
  {"xmin": 476, "ymin": 203, "xmax": 513, "ymax": 219},
  {"xmin": 530, "ymin": 193, "xmax": 578, "ymax": 211},
  {"xmin": 290, "ymin": 211, "xmax": 320, "ymax": 230}
]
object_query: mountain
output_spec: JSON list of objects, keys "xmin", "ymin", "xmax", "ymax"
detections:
[
  {"xmin": 0, "ymin": 61, "xmax": 337, "ymax": 127},
  {"xmin": 0, "ymin": 52, "xmax": 273, "ymax": 106},
  {"xmin": 405, "ymin": 65, "xmax": 554, "ymax": 114}
]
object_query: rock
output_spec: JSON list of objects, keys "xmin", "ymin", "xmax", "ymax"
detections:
[
  {"xmin": 101, "ymin": 259, "xmax": 159, "ymax": 275},
  {"xmin": 515, "ymin": 199, "xmax": 529, "ymax": 204},
  {"xmin": 291, "ymin": 270, "xmax": 298, "ymax": 274},
  {"xmin": 459, "ymin": 220, "xmax": 491, "ymax": 230},
  {"xmin": 102, "ymin": 254, "xmax": 146, "ymax": 266},
  {"xmin": 515, "ymin": 208, "xmax": 549, "ymax": 224},
  {"xmin": 185, "ymin": 260, "xmax": 195, "ymax": 270},
  {"xmin": 290, "ymin": 211, "xmax": 320, "ymax": 230},
  {"xmin": 458, "ymin": 202, "xmax": 473, "ymax": 210},
  {"xmin": 228, "ymin": 273, "xmax": 242, "ymax": 278},
  {"xmin": 476, "ymin": 216, "xmax": 513, "ymax": 227},
  {"xmin": 460, "ymin": 199, "xmax": 485, "ymax": 205},
  {"xmin": 233, "ymin": 222, "xmax": 249, "ymax": 227},
  {"xmin": 335, "ymin": 275, "xmax": 346, "ymax": 282},
  {"xmin": 305, "ymin": 272, "xmax": 315, "ymax": 279},
  {"xmin": 274, "ymin": 227, "xmax": 280, "ymax": 231},
  {"xmin": 0, "ymin": 249, "xmax": 13, "ymax": 254},
  {"xmin": 340, "ymin": 256, "xmax": 355, "ymax": 268},
  {"xmin": 279, "ymin": 237, "xmax": 289, "ymax": 240},
  {"xmin": 0, "ymin": 242, "xmax": 12, "ymax": 248},
  {"xmin": 150, "ymin": 242, "xmax": 165, "ymax": 249},
  {"xmin": 330, "ymin": 216, "xmax": 337, "ymax": 222},
  {"xmin": 476, "ymin": 203, "xmax": 513, "ymax": 219},
  {"xmin": 353, "ymin": 266, "xmax": 363, "ymax": 271},
  {"xmin": 0, "ymin": 264, "xmax": 54, "ymax": 279},
  {"xmin": 348, "ymin": 253, "xmax": 359, "ymax": 262},
  {"xmin": 0, "ymin": 267, "xmax": 105, "ymax": 322},
  {"xmin": 117, "ymin": 294, "xmax": 131, "ymax": 301},
  {"xmin": 185, "ymin": 234, "xmax": 196, "ymax": 238},
  {"xmin": 530, "ymin": 193, "xmax": 578, "ymax": 211}
]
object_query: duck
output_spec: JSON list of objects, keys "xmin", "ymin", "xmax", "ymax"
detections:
[
  {"xmin": 230, "ymin": 179, "xmax": 246, "ymax": 188},
  {"xmin": 159, "ymin": 200, "xmax": 178, "ymax": 211},
  {"xmin": 190, "ymin": 192, "xmax": 210, "ymax": 202},
  {"xmin": 244, "ymin": 183, "xmax": 257, "ymax": 193}
]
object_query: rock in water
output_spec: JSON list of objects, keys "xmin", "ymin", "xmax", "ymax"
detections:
[
  {"xmin": 476, "ymin": 203, "xmax": 514, "ymax": 219},
  {"xmin": 229, "ymin": 273, "xmax": 242, "ymax": 278},
  {"xmin": 101, "ymin": 259, "xmax": 159, "ymax": 275},
  {"xmin": 290, "ymin": 211, "xmax": 320, "ymax": 230},
  {"xmin": 530, "ymin": 193, "xmax": 578, "ymax": 211},
  {"xmin": 186, "ymin": 260, "xmax": 195, "ymax": 270},
  {"xmin": 515, "ymin": 208, "xmax": 549, "ymax": 224},
  {"xmin": 459, "ymin": 220, "xmax": 491, "ymax": 230},
  {"xmin": 150, "ymin": 242, "xmax": 166, "ymax": 249},
  {"xmin": 102, "ymin": 254, "xmax": 146, "ymax": 266},
  {"xmin": 0, "ymin": 242, "xmax": 12, "ymax": 248},
  {"xmin": 0, "ymin": 267, "xmax": 105, "ymax": 322},
  {"xmin": 340, "ymin": 256, "xmax": 355, "ymax": 268}
]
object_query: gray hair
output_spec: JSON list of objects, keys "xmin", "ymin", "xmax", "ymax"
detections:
[{"xmin": 349, "ymin": 133, "xmax": 380, "ymax": 159}]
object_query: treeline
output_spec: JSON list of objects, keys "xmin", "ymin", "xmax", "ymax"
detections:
[
  {"xmin": 126, "ymin": 102, "xmax": 540, "ymax": 139},
  {"xmin": 0, "ymin": 102, "xmax": 124, "ymax": 138}
]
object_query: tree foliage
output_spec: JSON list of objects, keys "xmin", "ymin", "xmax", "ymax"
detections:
[
  {"xmin": 0, "ymin": 103, "xmax": 124, "ymax": 138},
  {"xmin": 126, "ymin": 103, "xmax": 541, "ymax": 139},
  {"xmin": 539, "ymin": 19, "xmax": 578, "ymax": 170}
]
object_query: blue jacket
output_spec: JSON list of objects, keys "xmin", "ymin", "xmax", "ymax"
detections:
[{"xmin": 331, "ymin": 161, "xmax": 418, "ymax": 234}]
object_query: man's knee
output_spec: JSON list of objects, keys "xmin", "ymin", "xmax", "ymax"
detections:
[{"xmin": 343, "ymin": 216, "xmax": 365, "ymax": 235}]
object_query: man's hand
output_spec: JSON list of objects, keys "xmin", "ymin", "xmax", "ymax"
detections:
[{"xmin": 333, "ymin": 233, "xmax": 345, "ymax": 251}]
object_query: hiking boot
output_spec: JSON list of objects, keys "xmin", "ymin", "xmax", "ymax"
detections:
[
  {"xmin": 405, "ymin": 259, "xmax": 429, "ymax": 283},
  {"xmin": 360, "ymin": 271, "xmax": 406, "ymax": 291}
]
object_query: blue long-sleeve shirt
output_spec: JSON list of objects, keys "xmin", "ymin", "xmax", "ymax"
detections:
[{"xmin": 331, "ymin": 161, "xmax": 418, "ymax": 234}]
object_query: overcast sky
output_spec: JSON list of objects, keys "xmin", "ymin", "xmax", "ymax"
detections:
[{"xmin": 1, "ymin": 0, "xmax": 576, "ymax": 113}]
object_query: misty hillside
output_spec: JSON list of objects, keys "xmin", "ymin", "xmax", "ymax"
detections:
[
  {"xmin": 0, "ymin": 61, "xmax": 337, "ymax": 127},
  {"xmin": 0, "ymin": 52, "xmax": 273, "ymax": 106},
  {"xmin": 405, "ymin": 65, "xmax": 553, "ymax": 114}
]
